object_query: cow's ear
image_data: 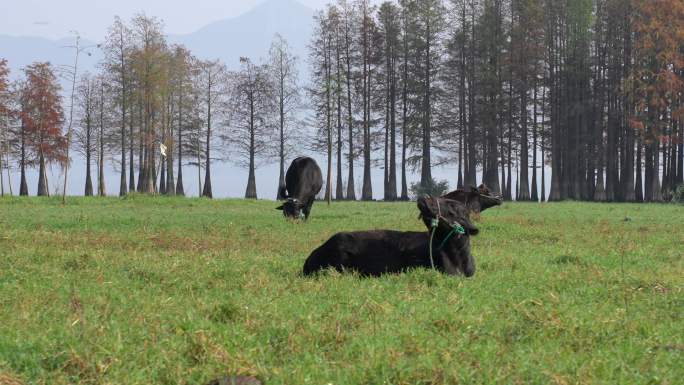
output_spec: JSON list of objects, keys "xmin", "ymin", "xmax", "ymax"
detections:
[{"xmin": 275, "ymin": 205, "xmax": 284, "ymax": 210}]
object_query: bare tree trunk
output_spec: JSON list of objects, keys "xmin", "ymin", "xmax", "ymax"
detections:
[
  {"xmin": 197, "ymin": 125, "xmax": 202, "ymax": 196},
  {"xmin": 346, "ymin": 83, "xmax": 355, "ymax": 200},
  {"xmin": 548, "ymin": 17, "xmax": 561, "ymax": 202},
  {"xmin": 324, "ymin": 35, "xmax": 333, "ymax": 204},
  {"xmin": 176, "ymin": 90, "xmax": 184, "ymax": 196},
  {"xmin": 1, "ymin": 122, "xmax": 11, "ymax": 194},
  {"xmin": 245, "ymin": 157, "xmax": 257, "ymax": 199},
  {"xmin": 384, "ymin": 77, "xmax": 390, "ymax": 201},
  {"xmin": 518, "ymin": 84, "xmax": 530, "ymax": 201},
  {"xmin": 137, "ymin": 100, "xmax": 144, "ymax": 193},
  {"xmin": 119, "ymin": 62, "xmax": 128, "ymax": 196},
  {"xmin": 277, "ymin": 157, "xmax": 285, "ymax": 200},
  {"xmin": 85, "ymin": 119, "xmax": 93, "ymax": 196},
  {"xmin": 635, "ymin": 134, "xmax": 643, "ymax": 201},
  {"xmin": 165, "ymin": 96, "xmax": 175, "ymax": 196},
  {"xmin": 245, "ymin": 100, "xmax": 257, "ymax": 199},
  {"xmin": 345, "ymin": 21, "xmax": 355, "ymax": 201},
  {"xmin": 165, "ymin": 148, "xmax": 174, "ymax": 196},
  {"xmin": 335, "ymin": 37, "xmax": 344, "ymax": 200},
  {"xmin": 98, "ymin": 86, "xmax": 106, "ymax": 197},
  {"xmin": 159, "ymin": 142, "xmax": 166, "ymax": 195},
  {"xmin": 202, "ymin": 121, "xmax": 212, "ymax": 198},
  {"xmin": 166, "ymin": 142, "xmax": 175, "ymax": 196},
  {"xmin": 159, "ymin": 108, "xmax": 166, "ymax": 195},
  {"xmin": 388, "ymin": 49, "xmax": 397, "ymax": 201},
  {"xmin": 539, "ymin": 88, "xmax": 546, "ymax": 202},
  {"xmin": 145, "ymin": 94, "xmax": 155, "ymax": 194},
  {"xmin": 651, "ymin": 141, "xmax": 662, "ymax": 201},
  {"xmin": 594, "ymin": 165, "xmax": 606, "ymax": 201},
  {"xmin": 400, "ymin": 26, "xmax": 409, "ymax": 201},
  {"xmin": 678, "ymin": 119, "xmax": 684, "ymax": 187},
  {"xmin": 531, "ymin": 78, "xmax": 539, "ymax": 201},
  {"xmin": 119, "ymin": 118, "xmax": 127, "ymax": 196},
  {"xmin": 148, "ymin": 136, "xmax": 156, "ymax": 194},
  {"xmin": 361, "ymin": 7, "xmax": 372, "ymax": 201},
  {"xmin": 503, "ymin": 80, "xmax": 512, "ymax": 200},
  {"xmin": 5, "ymin": 144, "xmax": 11, "ymax": 195},
  {"xmin": 457, "ymin": 126, "xmax": 464, "ymax": 189},
  {"xmin": 37, "ymin": 149, "xmax": 48, "ymax": 196},
  {"xmin": 278, "ymin": 122, "xmax": 285, "ymax": 199},
  {"xmin": 202, "ymin": 79, "xmax": 213, "ymax": 198},
  {"xmin": 19, "ymin": 118, "xmax": 28, "ymax": 196},
  {"xmin": 277, "ymin": 71, "xmax": 286, "ymax": 200},
  {"xmin": 43, "ymin": 162, "xmax": 50, "ymax": 197},
  {"xmin": 129, "ymin": 103, "xmax": 135, "ymax": 193},
  {"xmin": 420, "ymin": 17, "xmax": 432, "ymax": 187},
  {"xmin": 466, "ymin": 6, "xmax": 477, "ymax": 187}
]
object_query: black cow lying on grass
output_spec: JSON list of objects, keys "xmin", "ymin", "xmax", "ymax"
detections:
[
  {"xmin": 442, "ymin": 184, "xmax": 503, "ymax": 214},
  {"xmin": 277, "ymin": 156, "xmax": 323, "ymax": 220},
  {"xmin": 303, "ymin": 196, "xmax": 479, "ymax": 277}
]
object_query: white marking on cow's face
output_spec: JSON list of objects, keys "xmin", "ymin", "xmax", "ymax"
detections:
[{"xmin": 282, "ymin": 198, "xmax": 305, "ymax": 219}]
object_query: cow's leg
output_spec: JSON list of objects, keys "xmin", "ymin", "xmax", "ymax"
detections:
[{"xmin": 303, "ymin": 197, "xmax": 315, "ymax": 220}]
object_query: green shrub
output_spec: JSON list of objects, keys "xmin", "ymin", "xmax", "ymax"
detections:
[
  {"xmin": 409, "ymin": 178, "xmax": 449, "ymax": 199},
  {"xmin": 672, "ymin": 184, "xmax": 684, "ymax": 203}
]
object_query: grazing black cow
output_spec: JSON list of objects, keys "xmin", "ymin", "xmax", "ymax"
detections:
[
  {"xmin": 277, "ymin": 156, "xmax": 323, "ymax": 220},
  {"xmin": 442, "ymin": 184, "xmax": 502, "ymax": 214},
  {"xmin": 303, "ymin": 196, "xmax": 479, "ymax": 277}
]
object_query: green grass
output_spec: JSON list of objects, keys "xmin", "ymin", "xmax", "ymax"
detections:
[{"xmin": 0, "ymin": 196, "xmax": 682, "ymax": 385}]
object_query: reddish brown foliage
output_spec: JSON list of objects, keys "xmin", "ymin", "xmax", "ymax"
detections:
[
  {"xmin": 20, "ymin": 62, "xmax": 67, "ymax": 165},
  {"xmin": 629, "ymin": 0, "xmax": 684, "ymax": 136}
]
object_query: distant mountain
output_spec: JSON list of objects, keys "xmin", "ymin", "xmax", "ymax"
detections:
[
  {"xmin": 171, "ymin": 0, "xmax": 314, "ymax": 68},
  {"xmin": 0, "ymin": 35, "xmax": 102, "ymax": 84},
  {"xmin": 0, "ymin": 0, "xmax": 314, "ymax": 79}
]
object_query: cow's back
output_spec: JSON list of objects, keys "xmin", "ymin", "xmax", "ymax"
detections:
[{"xmin": 285, "ymin": 157, "xmax": 323, "ymax": 199}]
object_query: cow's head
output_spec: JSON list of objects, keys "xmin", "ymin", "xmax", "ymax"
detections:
[
  {"xmin": 417, "ymin": 195, "xmax": 478, "ymax": 276},
  {"xmin": 441, "ymin": 184, "xmax": 502, "ymax": 214},
  {"xmin": 276, "ymin": 198, "xmax": 306, "ymax": 220}
]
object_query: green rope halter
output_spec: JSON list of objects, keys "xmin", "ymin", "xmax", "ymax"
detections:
[
  {"xmin": 437, "ymin": 223, "xmax": 466, "ymax": 250},
  {"xmin": 428, "ymin": 217, "xmax": 466, "ymax": 270}
]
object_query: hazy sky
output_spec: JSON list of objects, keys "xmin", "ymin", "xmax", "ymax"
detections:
[{"xmin": 0, "ymin": 0, "xmax": 329, "ymax": 40}]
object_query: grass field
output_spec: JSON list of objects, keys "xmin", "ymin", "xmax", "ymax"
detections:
[{"xmin": 0, "ymin": 196, "xmax": 682, "ymax": 385}]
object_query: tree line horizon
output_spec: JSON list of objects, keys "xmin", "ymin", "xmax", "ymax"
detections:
[{"xmin": 0, "ymin": 0, "xmax": 682, "ymax": 202}]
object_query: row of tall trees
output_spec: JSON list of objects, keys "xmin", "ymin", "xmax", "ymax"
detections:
[
  {"xmin": 308, "ymin": 0, "xmax": 684, "ymax": 202},
  {"xmin": 0, "ymin": 15, "xmax": 302, "ymax": 199},
  {"xmin": 1, "ymin": 1, "xmax": 682, "ymax": 201}
]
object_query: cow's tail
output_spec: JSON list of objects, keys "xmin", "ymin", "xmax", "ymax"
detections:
[{"xmin": 278, "ymin": 185, "xmax": 288, "ymax": 199}]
